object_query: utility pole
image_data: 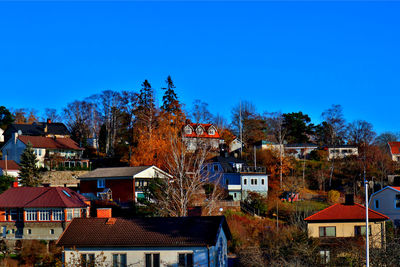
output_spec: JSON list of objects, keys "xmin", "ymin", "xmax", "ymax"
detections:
[
  {"xmin": 365, "ymin": 169, "xmax": 369, "ymax": 267},
  {"xmin": 239, "ymin": 101, "xmax": 243, "ymax": 157}
]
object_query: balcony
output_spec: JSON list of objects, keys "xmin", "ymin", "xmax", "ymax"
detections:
[{"xmin": 234, "ymin": 166, "xmax": 266, "ymax": 174}]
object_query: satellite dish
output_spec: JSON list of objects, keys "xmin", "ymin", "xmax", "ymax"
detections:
[{"xmin": 17, "ymin": 130, "xmax": 22, "ymax": 135}]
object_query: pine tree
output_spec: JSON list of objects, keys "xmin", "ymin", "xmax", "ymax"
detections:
[
  {"xmin": 161, "ymin": 76, "xmax": 180, "ymax": 113},
  {"xmin": 19, "ymin": 143, "xmax": 41, "ymax": 187}
]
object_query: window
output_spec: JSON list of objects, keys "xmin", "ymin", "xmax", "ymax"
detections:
[
  {"xmin": 184, "ymin": 127, "xmax": 192, "ymax": 135},
  {"xmin": 375, "ymin": 199, "xmax": 380, "ymax": 209},
  {"xmin": 39, "ymin": 210, "xmax": 51, "ymax": 221},
  {"xmin": 97, "ymin": 179, "xmax": 105, "ymax": 188},
  {"xmin": 62, "ymin": 190, "xmax": 71, "ymax": 197},
  {"xmin": 320, "ymin": 250, "xmax": 330, "ymax": 264},
  {"xmin": 113, "ymin": 254, "xmax": 127, "ymax": 267},
  {"xmin": 319, "ymin": 226, "xmax": 336, "ymax": 237},
  {"xmin": 261, "ymin": 179, "xmax": 265, "ymax": 185},
  {"xmin": 250, "ymin": 179, "xmax": 257, "ymax": 185},
  {"xmin": 27, "ymin": 229, "xmax": 32, "ymax": 235},
  {"xmin": 355, "ymin": 226, "xmax": 372, "ymax": 236},
  {"xmin": 10, "ymin": 209, "xmax": 18, "ymax": 221},
  {"xmin": 25, "ymin": 209, "xmax": 37, "ymax": 221},
  {"xmin": 243, "ymin": 179, "xmax": 247, "ymax": 185},
  {"xmin": 81, "ymin": 253, "xmax": 95, "ymax": 267},
  {"xmin": 396, "ymin": 194, "xmax": 400, "ymax": 209},
  {"xmin": 38, "ymin": 149, "xmax": 42, "ymax": 156},
  {"xmin": 145, "ymin": 253, "xmax": 160, "ymax": 267},
  {"xmin": 225, "ymin": 179, "xmax": 229, "ymax": 185},
  {"xmin": 213, "ymin": 165, "xmax": 219, "ymax": 172},
  {"xmin": 178, "ymin": 253, "xmax": 193, "ymax": 267},
  {"xmin": 50, "ymin": 229, "xmax": 55, "ymax": 235},
  {"xmin": 66, "ymin": 209, "xmax": 73, "ymax": 221},
  {"xmin": 52, "ymin": 209, "xmax": 64, "ymax": 221},
  {"xmin": 73, "ymin": 208, "xmax": 81, "ymax": 218}
]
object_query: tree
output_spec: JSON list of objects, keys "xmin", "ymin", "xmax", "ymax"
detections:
[
  {"xmin": 160, "ymin": 76, "xmax": 185, "ymax": 127},
  {"xmin": 265, "ymin": 112, "xmax": 287, "ymax": 188},
  {"xmin": 374, "ymin": 132, "xmax": 399, "ymax": 150},
  {"xmin": 347, "ymin": 120, "xmax": 376, "ymax": 146},
  {"xmin": 191, "ymin": 99, "xmax": 213, "ymax": 123},
  {"xmin": 63, "ymin": 100, "xmax": 92, "ymax": 147},
  {"xmin": 43, "ymin": 108, "xmax": 61, "ymax": 122},
  {"xmin": 19, "ymin": 143, "xmax": 41, "ymax": 187},
  {"xmin": 231, "ymin": 101, "xmax": 267, "ymax": 151},
  {"xmin": 145, "ymin": 137, "xmax": 210, "ymax": 217},
  {"xmin": 282, "ymin": 112, "xmax": 314, "ymax": 144},
  {"xmin": 0, "ymin": 106, "xmax": 14, "ymax": 130},
  {"xmin": 0, "ymin": 175, "xmax": 14, "ymax": 193}
]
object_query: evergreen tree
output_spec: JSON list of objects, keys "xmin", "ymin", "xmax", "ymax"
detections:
[
  {"xmin": 0, "ymin": 106, "xmax": 14, "ymax": 130},
  {"xmin": 161, "ymin": 76, "xmax": 180, "ymax": 114},
  {"xmin": 19, "ymin": 143, "xmax": 41, "ymax": 187}
]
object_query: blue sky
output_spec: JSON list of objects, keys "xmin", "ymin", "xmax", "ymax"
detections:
[{"xmin": 0, "ymin": 1, "xmax": 399, "ymax": 134}]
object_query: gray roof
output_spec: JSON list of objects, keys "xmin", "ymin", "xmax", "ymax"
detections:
[{"xmin": 78, "ymin": 166, "xmax": 151, "ymax": 179}]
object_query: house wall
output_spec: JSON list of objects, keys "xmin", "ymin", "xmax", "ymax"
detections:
[
  {"xmin": 1, "ymin": 139, "xmax": 26, "ymax": 164},
  {"xmin": 64, "ymin": 227, "xmax": 228, "ymax": 267},
  {"xmin": 0, "ymin": 169, "xmax": 19, "ymax": 177},
  {"xmin": 0, "ymin": 221, "xmax": 66, "ymax": 240},
  {"xmin": 307, "ymin": 221, "xmax": 385, "ymax": 248},
  {"xmin": 328, "ymin": 147, "xmax": 358, "ymax": 160},
  {"xmin": 80, "ymin": 178, "xmax": 134, "ymax": 203},
  {"xmin": 0, "ymin": 128, "xmax": 4, "ymax": 143},
  {"xmin": 241, "ymin": 174, "xmax": 268, "ymax": 198},
  {"xmin": 370, "ymin": 188, "xmax": 400, "ymax": 225}
]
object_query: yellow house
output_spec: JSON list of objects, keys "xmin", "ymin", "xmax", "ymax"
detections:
[{"xmin": 305, "ymin": 196, "xmax": 388, "ymax": 263}]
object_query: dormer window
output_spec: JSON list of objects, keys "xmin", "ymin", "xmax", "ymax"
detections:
[
  {"xmin": 196, "ymin": 127, "xmax": 204, "ymax": 135},
  {"xmin": 208, "ymin": 127, "xmax": 216, "ymax": 136},
  {"xmin": 184, "ymin": 126, "xmax": 192, "ymax": 135}
]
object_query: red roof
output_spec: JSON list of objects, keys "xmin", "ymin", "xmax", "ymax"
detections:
[
  {"xmin": 18, "ymin": 136, "xmax": 83, "ymax": 150},
  {"xmin": 388, "ymin": 142, "xmax": 400, "ymax": 155},
  {"xmin": 304, "ymin": 203, "xmax": 388, "ymax": 222},
  {"xmin": 183, "ymin": 123, "xmax": 221, "ymax": 139},
  {"xmin": 0, "ymin": 187, "xmax": 88, "ymax": 208},
  {"xmin": 0, "ymin": 160, "xmax": 20, "ymax": 171}
]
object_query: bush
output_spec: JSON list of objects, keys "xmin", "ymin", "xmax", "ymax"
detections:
[{"xmin": 327, "ymin": 190, "xmax": 340, "ymax": 204}]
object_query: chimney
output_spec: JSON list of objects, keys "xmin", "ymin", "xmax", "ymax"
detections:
[
  {"xmin": 344, "ymin": 194, "xmax": 354, "ymax": 205},
  {"xmin": 11, "ymin": 181, "xmax": 18, "ymax": 188},
  {"xmin": 97, "ymin": 208, "xmax": 112, "ymax": 218},
  {"xmin": 47, "ymin": 118, "xmax": 52, "ymax": 124},
  {"xmin": 14, "ymin": 132, "xmax": 18, "ymax": 144}
]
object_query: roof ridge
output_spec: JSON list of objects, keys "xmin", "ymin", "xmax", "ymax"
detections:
[{"xmin": 23, "ymin": 187, "xmax": 51, "ymax": 207}]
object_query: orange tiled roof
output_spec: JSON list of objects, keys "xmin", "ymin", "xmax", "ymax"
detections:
[
  {"xmin": 388, "ymin": 142, "xmax": 400, "ymax": 155},
  {"xmin": 183, "ymin": 123, "xmax": 221, "ymax": 139}
]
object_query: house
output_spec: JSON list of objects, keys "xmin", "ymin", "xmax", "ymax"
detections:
[
  {"xmin": 2, "ymin": 119, "xmax": 70, "ymax": 143},
  {"xmin": 388, "ymin": 142, "xmax": 400, "ymax": 162},
  {"xmin": 369, "ymin": 186, "xmax": 400, "ymax": 227},
  {"xmin": 0, "ymin": 128, "xmax": 4, "ymax": 143},
  {"xmin": 205, "ymin": 155, "xmax": 268, "ymax": 201},
  {"xmin": 0, "ymin": 160, "xmax": 20, "ymax": 177},
  {"xmin": 324, "ymin": 145, "xmax": 358, "ymax": 160},
  {"xmin": 229, "ymin": 137, "xmax": 243, "ymax": 153},
  {"xmin": 57, "ymin": 215, "xmax": 231, "ymax": 267},
  {"xmin": 305, "ymin": 195, "xmax": 388, "ymax": 262},
  {"xmin": 0, "ymin": 186, "xmax": 90, "ymax": 243},
  {"xmin": 284, "ymin": 143, "xmax": 318, "ymax": 159},
  {"xmin": 254, "ymin": 140, "xmax": 282, "ymax": 152},
  {"xmin": 182, "ymin": 123, "xmax": 224, "ymax": 151},
  {"xmin": 1, "ymin": 134, "xmax": 87, "ymax": 169},
  {"xmin": 78, "ymin": 166, "xmax": 172, "ymax": 204}
]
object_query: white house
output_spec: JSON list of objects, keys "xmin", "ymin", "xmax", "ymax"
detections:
[
  {"xmin": 284, "ymin": 143, "xmax": 318, "ymax": 159},
  {"xmin": 326, "ymin": 145, "xmax": 358, "ymax": 160},
  {"xmin": 182, "ymin": 123, "xmax": 224, "ymax": 151},
  {"xmin": 388, "ymin": 142, "xmax": 400, "ymax": 162},
  {"xmin": 0, "ymin": 128, "xmax": 4, "ymax": 143},
  {"xmin": 1, "ymin": 134, "xmax": 85, "ymax": 169},
  {"xmin": 0, "ymin": 160, "xmax": 20, "ymax": 177},
  {"xmin": 57, "ymin": 216, "xmax": 231, "ymax": 267},
  {"xmin": 369, "ymin": 186, "xmax": 400, "ymax": 227}
]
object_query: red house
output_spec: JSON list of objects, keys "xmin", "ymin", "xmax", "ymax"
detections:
[{"xmin": 78, "ymin": 166, "xmax": 172, "ymax": 203}]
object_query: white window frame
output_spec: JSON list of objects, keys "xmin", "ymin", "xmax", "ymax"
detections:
[
  {"xmin": 25, "ymin": 209, "xmax": 37, "ymax": 221},
  {"xmin": 39, "ymin": 209, "xmax": 51, "ymax": 221},
  {"xmin": 52, "ymin": 209, "xmax": 64, "ymax": 221}
]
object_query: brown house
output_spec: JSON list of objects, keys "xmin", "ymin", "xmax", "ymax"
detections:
[{"xmin": 78, "ymin": 166, "xmax": 172, "ymax": 204}]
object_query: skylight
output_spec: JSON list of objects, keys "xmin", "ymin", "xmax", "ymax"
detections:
[{"xmin": 62, "ymin": 190, "xmax": 71, "ymax": 197}]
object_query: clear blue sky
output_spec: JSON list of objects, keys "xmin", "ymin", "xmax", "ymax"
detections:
[{"xmin": 1, "ymin": 1, "xmax": 399, "ymax": 134}]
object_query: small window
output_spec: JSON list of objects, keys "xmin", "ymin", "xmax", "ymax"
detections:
[
  {"xmin": 320, "ymin": 250, "xmax": 330, "ymax": 264},
  {"xmin": 213, "ymin": 165, "xmax": 219, "ymax": 172},
  {"xmin": 243, "ymin": 179, "xmax": 247, "ymax": 185},
  {"xmin": 27, "ymin": 229, "xmax": 32, "ymax": 235},
  {"xmin": 261, "ymin": 179, "xmax": 265, "ymax": 185},
  {"xmin": 62, "ymin": 190, "xmax": 71, "ymax": 197},
  {"xmin": 113, "ymin": 254, "xmax": 127, "ymax": 267},
  {"xmin": 375, "ymin": 199, "xmax": 380, "ymax": 209},
  {"xmin": 396, "ymin": 194, "xmax": 400, "ymax": 209},
  {"xmin": 81, "ymin": 253, "xmax": 95, "ymax": 267},
  {"xmin": 145, "ymin": 253, "xmax": 160, "ymax": 267},
  {"xmin": 50, "ymin": 229, "xmax": 55, "ymax": 235},
  {"xmin": 225, "ymin": 179, "xmax": 229, "ymax": 185},
  {"xmin": 97, "ymin": 179, "xmax": 105, "ymax": 189},
  {"xmin": 319, "ymin": 226, "xmax": 336, "ymax": 237},
  {"xmin": 355, "ymin": 225, "xmax": 371, "ymax": 236},
  {"xmin": 178, "ymin": 253, "xmax": 193, "ymax": 267}
]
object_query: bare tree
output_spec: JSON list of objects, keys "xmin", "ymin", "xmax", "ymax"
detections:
[
  {"xmin": 347, "ymin": 120, "xmax": 376, "ymax": 146},
  {"xmin": 43, "ymin": 108, "xmax": 62, "ymax": 122},
  {"xmin": 148, "ymin": 137, "xmax": 211, "ymax": 217},
  {"xmin": 265, "ymin": 112, "xmax": 287, "ymax": 188},
  {"xmin": 191, "ymin": 99, "xmax": 213, "ymax": 123}
]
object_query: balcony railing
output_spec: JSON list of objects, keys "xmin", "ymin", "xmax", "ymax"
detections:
[{"xmin": 234, "ymin": 166, "xmax": 266, "ymax": 173}]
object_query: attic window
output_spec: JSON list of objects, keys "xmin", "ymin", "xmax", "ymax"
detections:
[
  {"xmin": 184, "ymin": 127, "xmax": 192, "ymax": 135},
  {"xmin": 208, "ymin": 128, "xmax": 215, "ymax": 135},
  {"xmin": 196, "ymin": 127, "xmax": 204, "ymax": 135},
  {"xmin": 62, "ymin": 190, "xmax": 71, "ymax": 197}
]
